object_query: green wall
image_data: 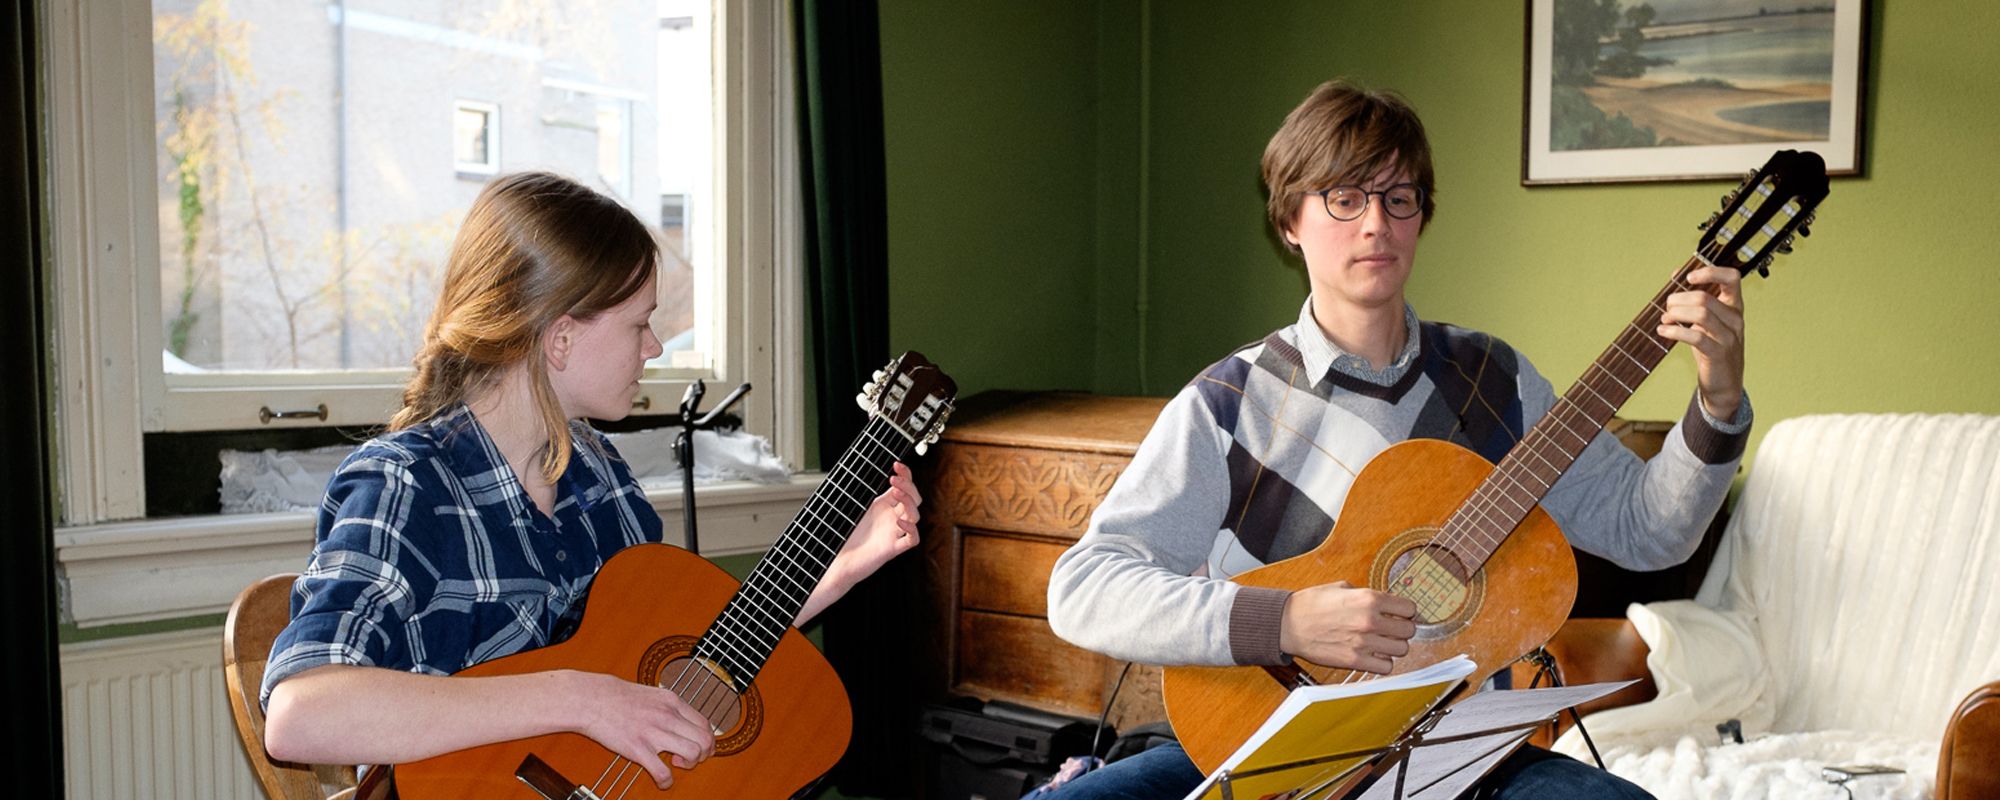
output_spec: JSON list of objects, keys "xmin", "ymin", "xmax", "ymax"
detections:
[
  {"xmin": 880, "ymin": 2, "xmax": 1106, "ymax": 396},
  {"xmin": 884, "ymin": 1, "xmax": 2000, "ymax": 450}
]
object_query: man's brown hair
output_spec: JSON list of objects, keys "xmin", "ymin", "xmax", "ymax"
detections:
[{"xmin": 1261, "ymin": 79, "xmax": 1437, "ymax": 248}]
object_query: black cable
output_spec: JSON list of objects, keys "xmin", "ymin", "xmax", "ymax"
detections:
[{"xmin": 1091, "ymin": 661, "xmax": 1135, "ymax": 759}]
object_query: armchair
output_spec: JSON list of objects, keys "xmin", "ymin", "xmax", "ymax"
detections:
[{"xmin": 1531, "ymin": 414, "xmax": 2000, "ymax": 799}]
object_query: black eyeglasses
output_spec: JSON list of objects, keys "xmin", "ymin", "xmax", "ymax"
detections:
[{"xmin": 1312, "ymin": 184, "xmax": 1425, "ymax": 221}]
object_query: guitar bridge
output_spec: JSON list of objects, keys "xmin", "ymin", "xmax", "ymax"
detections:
[
  {"xmin": 1262, "ymin": 661, "xmax": 1319, "ymax": 690},
  {"xmin": 516, "ymin": 753, "xmax": 602, "ymax": 800}
]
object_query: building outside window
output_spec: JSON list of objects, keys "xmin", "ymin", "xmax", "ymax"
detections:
[
  {"xmin": 150, "ymin": 0, "xmax": 711, "ymax": 393},
  {"xmin": 453, "ymin": 99, "xmax": 500, "ymax": 176}
]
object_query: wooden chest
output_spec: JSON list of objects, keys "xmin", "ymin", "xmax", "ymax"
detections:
[{"xmin": 914, "ymin": 391, "xmax": 1171, "ymax": 730}]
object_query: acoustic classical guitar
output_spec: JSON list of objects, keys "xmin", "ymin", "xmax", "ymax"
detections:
[
  {"xmin": 360, "ymin": 351, "xmax": 957, "ymax": 799},
  {"xmin": 1162, "ymin": 151, "xmax": 1830, "ymax": 775}
]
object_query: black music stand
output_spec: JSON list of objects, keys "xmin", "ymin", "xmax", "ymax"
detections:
[
  {"xmin": 1194, "ymin": 680, "xmax": 1634, "ymax": 800},
  {"xmin": 673, "ymin": 378, "xmax": 750, "ymax": 557}
]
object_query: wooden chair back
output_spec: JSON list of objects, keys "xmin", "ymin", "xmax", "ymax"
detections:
[{"xmin": 222, "ymin": 573, "xmax": 358, "ymax": 800}]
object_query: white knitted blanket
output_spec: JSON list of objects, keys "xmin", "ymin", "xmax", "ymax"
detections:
[
  {"xmin": 1587, "ymin": 730, "xmax": 1933, "ymax": 799},
  {"xmin": 1553, "ymin": 414, "xmax": 2000, "ymax": 800}
]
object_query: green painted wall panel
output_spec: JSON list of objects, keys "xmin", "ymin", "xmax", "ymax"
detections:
[{"xmin": 881, "ymin": 2, "xmax": 1105, "ymax": 399}]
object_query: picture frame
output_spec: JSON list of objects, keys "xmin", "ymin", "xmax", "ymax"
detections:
[{"xmin": 1522, "ymin": 0, "xmax": 1868, "ymax": 185}]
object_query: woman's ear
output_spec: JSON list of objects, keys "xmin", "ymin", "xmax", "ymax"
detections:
[{"xmin": 545, "ymin": 316, "xmax": 577, "ymax": 371}]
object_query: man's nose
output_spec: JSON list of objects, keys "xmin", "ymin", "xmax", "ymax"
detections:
[{"xmin": 1358, "ymin": 197, "xmax": 1393, "ymax": 233}]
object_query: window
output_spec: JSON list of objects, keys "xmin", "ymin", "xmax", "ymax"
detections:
[
  {"xmin": 48, "ymin": 0, "xmax": 807, "ymax": 624},
  {"xmin": 142, "ymin": 0, "xmax": 737, "ymax": 414},
  {"xmin": 454, "ymin": 100, "xmax": 500, "ymax": 176}
]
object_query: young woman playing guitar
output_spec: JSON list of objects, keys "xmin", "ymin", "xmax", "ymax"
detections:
[{"xmin": 260, "ymin": 172, "xmax": 924, "ymax": 794}]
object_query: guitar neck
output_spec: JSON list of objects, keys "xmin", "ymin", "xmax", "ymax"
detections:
[
  {"xmin": 691, "ymin": 415, "xmax": 912, "ymax": 687},
  {"xmin": 1442, "ymin": 257, "xmax": 1706, "ymax": 570}
]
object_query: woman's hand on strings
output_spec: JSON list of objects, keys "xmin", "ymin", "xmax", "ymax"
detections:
[
  {"xmin": 567, "ymin": 669, "xmax": 717, "ymax": 790},
  {"xmin": 794, "ymin": 462, "xmax": 923, "ymax": 626},
  {"xmin": 836, "ymin": 461, "xmax": 924, "ymax": 581}
]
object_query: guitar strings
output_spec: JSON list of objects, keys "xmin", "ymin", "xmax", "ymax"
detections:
[{"xmin": 578, "ymin": 414, "xmax": 910, "ymax": 797}]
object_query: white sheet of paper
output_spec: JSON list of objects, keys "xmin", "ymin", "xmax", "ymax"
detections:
[{"xmin": 1350, "ymin": 680, "xmax": 1637, "ymax": 800}]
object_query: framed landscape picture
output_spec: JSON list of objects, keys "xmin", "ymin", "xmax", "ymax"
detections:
[{"xmin": 1522, "ymin": 0, "xmax": 1868, "ymax": 184}]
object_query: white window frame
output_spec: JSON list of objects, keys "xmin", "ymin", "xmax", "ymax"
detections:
[
  {"xmin": 44, "ymin": 0, "xmax": 810, "ymax": 627},
  {"xmin": 452, "ymin": 98, "xmax": 501, "ymax": 176}
]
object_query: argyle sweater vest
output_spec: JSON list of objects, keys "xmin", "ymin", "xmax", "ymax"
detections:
[{"xmin": 1191, "ymin": 321, "xmax": 1525, "ymax": 569}]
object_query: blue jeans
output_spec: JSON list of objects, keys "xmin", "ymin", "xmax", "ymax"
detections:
[{"xmin": 1038, "ymin": 742, "xmax": 1654, "ymax": 799}]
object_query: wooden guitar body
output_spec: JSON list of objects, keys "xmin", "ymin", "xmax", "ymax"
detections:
[
  {"xmin": 390, "ymin": 543, "xmax": 851, "ymax": 799},
  {"xmin": 1162, "ymin": 438, "xmax": 1576, "ymax": 773}
]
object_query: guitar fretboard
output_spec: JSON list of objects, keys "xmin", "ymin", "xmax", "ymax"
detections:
[
  {"xmin": 690, "ymin": 416, "xmax": 912, "ymax": 687},
  {"xmin": 1436, "ymin": 257, "xmax": 1710, "ymax": 571}
]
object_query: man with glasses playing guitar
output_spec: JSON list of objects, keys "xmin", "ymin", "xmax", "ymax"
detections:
[{"xmin": 1044, "ymin": 78, "xmax": 1762, "ymax": 799}]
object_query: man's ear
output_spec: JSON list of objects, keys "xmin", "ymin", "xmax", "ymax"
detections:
[{"xmin": 545, "ymin": 316, "xmax": 577, "ymax": 371}]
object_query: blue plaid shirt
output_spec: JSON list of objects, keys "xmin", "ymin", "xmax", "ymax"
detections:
[{"xmin": 261, "ymin": 404, "xmax": 661, "ymax": 705}]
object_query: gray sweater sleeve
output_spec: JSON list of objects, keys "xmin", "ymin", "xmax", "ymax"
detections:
[
  {"xmin": 1518, "ymin": 353, "xmax": 1752, "ymax": 570},
  {"xmin": 1046, "ymin": 387, "xmax": 1290, "ymax": 666}
]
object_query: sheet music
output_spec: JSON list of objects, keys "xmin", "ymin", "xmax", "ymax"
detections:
[
  {"xmin": 1350, "ymin": 731, "xmax": 1528, "ymax": 800},
  {"xmin": 1351, "ymin": 680, "xmax": 1636, "ymax": 800},
  {"xmin": 1181, "ymin": 656, "xmax": 1478, "ymax": 800}
]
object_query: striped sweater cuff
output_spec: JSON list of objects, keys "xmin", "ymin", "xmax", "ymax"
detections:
[
  {"xmin": 1680, "ymin": 393, "xmax": 1751, "ymax": 464},
  {"xmin": 1229, "ymin": 586, "xmax": 1292, "ymax": 665}
]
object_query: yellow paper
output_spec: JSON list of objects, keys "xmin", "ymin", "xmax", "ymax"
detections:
[{"xmin": 1187, "ymin": 655, "xmax": 1475, "ymax": 800}]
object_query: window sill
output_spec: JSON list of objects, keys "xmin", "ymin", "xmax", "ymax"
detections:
[{"xmin": 54, "ymin": 473, "xmax": 825, "ymax": 628}]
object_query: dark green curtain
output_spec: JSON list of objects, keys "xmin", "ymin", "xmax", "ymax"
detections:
[
  {"xmin": 796, "ymin": 0, "xmax": 911, "ymax": 795},
  {"xmin": 798, "ymin": 0, "xmax": 889, "ymax": 433},
  {"xmin": 2, "ymin": 0, "xmax": 67, "ymax": 790}
]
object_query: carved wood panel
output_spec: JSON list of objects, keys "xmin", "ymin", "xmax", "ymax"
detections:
[{"xmin": 929, "ymin": 444, "xmax": 1129, "ymax": 538}]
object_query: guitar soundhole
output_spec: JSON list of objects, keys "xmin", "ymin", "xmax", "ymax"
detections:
[
  {"xmin": 637, "ymin": 638, "xmax": 764, "ymax": 756},
  {"xmin": 1371, "ymin": 528, "xmax": 1484, "ymax": 642}
]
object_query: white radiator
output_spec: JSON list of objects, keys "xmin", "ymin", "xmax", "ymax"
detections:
[{"xmin": 61, "ymin": 628, "xmax": 263, "ymax": 800}]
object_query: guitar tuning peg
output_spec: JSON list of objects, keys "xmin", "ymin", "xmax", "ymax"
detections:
[
  {"xmin": 1755, "ymin": 258, "xmax": 1772, "ymax": 278},
  {"xmin": 854, "ymin": 392, "xmax": 871, "ymax": 410},
  {"xmin": 914, "ymin": 441, "xmax": 929, "ymax": 456},
  {"xmin": 1698, "ymin": 211, "xmax": 1720, "ymax": 230},
  {"xmin": 871, "ymin": 369, "xmax": 886, "ymax": 382},
  {"xmin": 1719, "ymin": 193, "xmax": 1735, "ymax": 208},
  {"xmin": 1774, "ymin": 236, "xmax": 1795, "ymax": 255}
]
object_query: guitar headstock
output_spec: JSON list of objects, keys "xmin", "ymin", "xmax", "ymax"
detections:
[
  {"xmin": 1696, "ymin": 149, "xmax": 1829, "ymax": 278},
  {"xmin": 855, "ymin": 350, "xmax": 958, "ymax": 455}
]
